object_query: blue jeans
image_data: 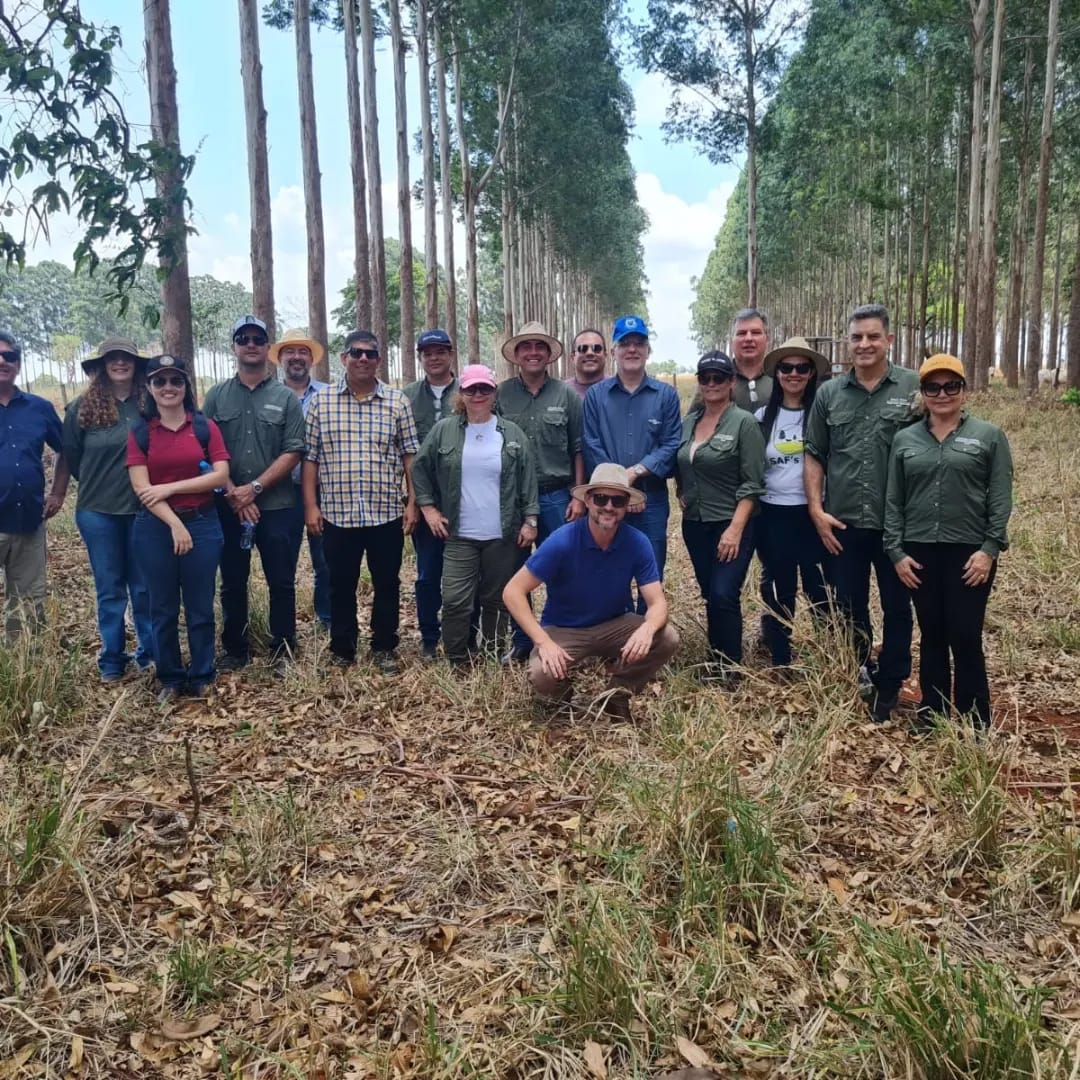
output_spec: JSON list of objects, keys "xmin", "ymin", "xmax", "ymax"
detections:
[
  {"xmin": 286, "ymin": 491, "xmax": 330, "ymax": 627},
  {"xmin": 76, "ymin": 509, "xmax": 153, "ymax": 677},
  {"xmin": 626, "ymin": 486, "xmax": 669, "ymax": 614},
  {"xmin": 412, "ymin": 514, "xmax": 445, "ymax": 645},
  {"xmin": 511, "ymin": 487, "xmax": 571, "ymax": 651},
  {"xmin": 682, "ymin": 517, "xmax": 756, "ymax": 665},
  {"xmin": 217, "ymin": 500, "xmax": 300, "ymax": 658},
  {"xmin": 134, "ymin": 509, "xmax": 223, "ymax": 689},
  {"xmin": 830, "ymin": 526, "xmax": 913, "ymax": 694}
]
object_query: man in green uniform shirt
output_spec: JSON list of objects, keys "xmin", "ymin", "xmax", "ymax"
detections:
[
  {"xmin": 804, "ymin": 303, "xmax": 920, "ymax": 722},
  {"xmin": 496, "ymin": 320, "xmax": 585, "ymax": 663},
  {"xmin": 203, "ymin": 315, "xmax": 306, "ymax": 671}
]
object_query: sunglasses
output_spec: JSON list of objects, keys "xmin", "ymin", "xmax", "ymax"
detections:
[
  {"xmin": 777, "ymin": 361, "xmax": 814, "ymax": 375},
  {"xmin": 576, "ymin": 343, "xmax": 604, "ymax": 355},
  {"xmin": 0, "ymin": 350, "xmax": 20, "ymax": 364},
  {"xmin": 150, "ymin": 375, "xmax": 186, "ymax": 388},
  {"xmin": 590, "ymin": 492, "xmax": 630, "ymax": 509},
  {"xmin": 922, "ymin": 379, "xmax": 965, "ymax": 397},
  {"xmin": 347, "ymin": 347, "xmax": 379, "ymax": 360},
  {"xmin": 461, "ymin": 384, "xmax": 494, "ymax": 396},
  {"xmin": 234, "ymin": 333, "xmax": 268, "ymax": 347},
  {"xmin": 698, "ymin": 371, "xmax": 732, "ymax": 385}
]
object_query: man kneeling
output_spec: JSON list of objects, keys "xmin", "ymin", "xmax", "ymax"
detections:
[{"xmin": 503, "ymin": 463, "xmax": 679, "ymax": 721}]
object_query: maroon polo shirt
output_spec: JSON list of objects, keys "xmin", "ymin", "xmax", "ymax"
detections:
[{"xmin": 126, "ymin": 414, "xmax": 230, "ymax": 511}]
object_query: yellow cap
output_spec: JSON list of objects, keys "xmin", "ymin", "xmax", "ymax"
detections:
[{"xmin": 919, "ymin": 354, "xmax": 965, "ymax": 380}]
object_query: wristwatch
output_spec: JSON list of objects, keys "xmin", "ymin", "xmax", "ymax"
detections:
[
  {"xmin": 524, "ymin": 516, "xmax": 538, "ymax": 528},
  {"xmin": 632, "ymin": 464, "xmax": 647, "ymax": 479},
  {"xmin": 251, "ymin": 480, "xmax": 264, "ymax": 496}
]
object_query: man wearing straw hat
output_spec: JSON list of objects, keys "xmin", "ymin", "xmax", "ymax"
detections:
[
  {"xmin": 273, "ymin": 328, "xmax": 331, "ymax": 632},
  {"xmin": 503, "ymin": 463, "xmax": 679, "ymax": 723},
  {"xmin": 496, "ymin": 320, "xmax": 585, "ymax": 664}
]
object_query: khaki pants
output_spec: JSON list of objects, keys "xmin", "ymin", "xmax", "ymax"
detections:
[
  {"xmin": 528, "ymin": 613, "xmax": 679, "ymax": 698},
  {"xmin": 0, "ymin": 525, "xmax": 47, "ymax": 638}
]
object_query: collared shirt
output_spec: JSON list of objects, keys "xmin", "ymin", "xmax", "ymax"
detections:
[
  {"xmin": 677, "ymin": 405, "xmax": 766, "ymax": 523},
  {"xmin": 63, "ymin": 395, "xmax": 143, "ymax": 515},
  {"xmin": 288, "ymin": 377, "xmax": 330, "ymax": 484},
  {"xmin": 804, "ymin": 362, "xmax": 920, "ymax": 530},
  {"xmin": 526, "ymin": 516, "xmax": 659, "ymax": 629},
  {"xmin": 125, "ymin": 414, "xmax": 230, "ymax": 512},
  {"xmin": 884, "ymin": 413, "xmax": 1013, "ymax": 561},
  {"xmin": 202, "ymin": 373, "xmax": 306, "ymax": 511},
  {"xmin": 305, "ymin": 378, "xmax": 419, "ymax": 528},
  {"xmin": 0, "ymin": 389, "xmax": 64, "ymax": 533},
  {"xmin": 582, "ymin": 374, "xmax": 682, "ymax": 481},
  {"xmin": 403, "ymin": 376, "xmax": 458, "ymax": 444},
  {"xmin": 565, "ymin": 377, "xmax": 603, "ymax": 401},
  {"xmin": 733, "ymin": 371, "xmax": 773, "ymax": 411},
  {"xmin": 496, "ymin": 375, "xmax": 582, "ymax": 489}
]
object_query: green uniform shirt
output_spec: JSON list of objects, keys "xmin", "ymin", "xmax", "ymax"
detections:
[
  {"xmin": 495, "ymin": 375, "xmax": 582, "ymax": 490},
  {"xmin": 62, "ymin": 395, "xmax": 143, "ymax": 515},
  {"xmin": 884, "ymin": 413, "xmax": 1013, "ymax": 562},
  {"xmin": 403, "ymin": 376, "xmax": 458, "ymax": 443},
  {"xmin": 202, "ymin": 374, "xmax": 306, "ymax": 511},
  {"xmin": 676, "ymin": 405, "xmax": 766, "ymax": 522},
  {"xmin": 804, "ymin": 362, "xmax": 920, "ymax": 530},
  {"xmin": 412, "ymin": 415, "xmax": 539, "ymax": 540},
  {"xmin": 734, "ymin": 371, "xmax": 773, "ymax": 412}
]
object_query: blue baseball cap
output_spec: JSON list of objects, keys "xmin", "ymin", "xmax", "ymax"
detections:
[
  {"xmin": 612, "ymin": 315, "xmax": 649, "ymax": 342},
  {"xmin": 417, "ymin": 328, "xmax": 453, "ymax": 351}
]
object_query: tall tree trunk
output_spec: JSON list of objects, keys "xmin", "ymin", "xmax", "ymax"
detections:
[
  {"xmin": 360, "ymin": 0, "xmax": 388, "ymax": 355},
  {"xmin": 293, "ymin": 0, "xmax": 328, "ymax": 380},
  {"xmin": 238, "ymin": 0, "xmax": 275, "ymax": 339},
  {"xmin": 434, "ymin": 23, "xmax": 456, "ymax": 348},
  {"xmin": 342, "ymin": 0, "xmax": 372, "ymax": 330},
  {"xmin": 416, "ymin": 0, "xmax": 438, "ymax": 329},
  {"xmin": 961, "ymin": 0, "xmax": 989, "ymax": 380},
  {"xmin": 1003, "ymin": 46, "xmax": 1034, "ymax": 387},
  {"xmin": 143, "ymin": 0, "xmax": 193, "ymax": 366},
  {"xmin": 388, "ymin": 0, "xmax": 415, "ymax": 378},
  {"xmin": 745, "ymin": 77, "xmax": 758, "ymax": 307},
  {"xmin": 1067, "ymin": 209, "xmax": 1080, "ymax": 390},
  {"xmin": 1024, "ymin": 0, "xmax": 1061, "ymax": 396},
  {"xmin": 1048, "ymin": 178, "xmax": 1066, "ymax": 376},
  {"xmin": 949, "ymin": 122, "xmax": 964, "ymax": 356}
]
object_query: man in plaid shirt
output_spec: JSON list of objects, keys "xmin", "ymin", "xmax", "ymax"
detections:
[{"xmin": 302, "ymin": 329, "xmax": 419, "ymax": 672}]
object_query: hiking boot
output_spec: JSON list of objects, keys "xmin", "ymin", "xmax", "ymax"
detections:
[
  {"xmin": 600, "ymin": 689, "xmax": 634, "ymax": 723},
  {"xmin": 187, "ymin": 682, "xmax": 216, "ymax": 701},
  {"xmin": 870, "ymin": 685, "xmax": 899, "ymax": 724},
  {"xmin": 157, "ymin": 685, "xmax": 181, "ymax": 705},
  {"xmin": 372, "ymin": 650, "xmax": 400, "ymax": 675},
  {"xmin": 420, "ymin": 641, "xmax": 439, "ymax": 663},
  {"xmin": 218, "ymin": 653, "xmax": 249, "ymax": 673}
]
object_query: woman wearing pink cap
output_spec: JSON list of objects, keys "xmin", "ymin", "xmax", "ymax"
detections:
[{"xmin": 412, "ymin": 365, "xmax": 539, "ymax": 667}]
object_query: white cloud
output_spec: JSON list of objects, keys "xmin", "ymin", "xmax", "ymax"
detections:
[{"xmin": 630, "ymin": 70, "xmax": 677, "ymax": 128}]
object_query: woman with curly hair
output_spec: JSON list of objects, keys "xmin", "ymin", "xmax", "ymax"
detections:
[{"xmin": 62, "ymin": 336, "xmax": 153, "ymax": 681}]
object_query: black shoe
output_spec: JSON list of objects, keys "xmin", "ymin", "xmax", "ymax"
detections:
[
  {"xmin": 870, "ymin": 686, "xmax": 899, "ymax": 724},
  {"xmin": 330, "ymin": 652, "xmax": 354, "ymax": 669},
  {"xmin": 420, "ymin": 641, "xmax": 439, "ymax": 663},
  {"xmin": 599, "ymin": 688, "xmax": 634, "ymax": 723},
  {"xmin": 218, "ymin": 653, "xmax": 249, "ymax": 672},
  {"xmin": 157, "ymin": 685, "xmax": 181, "ymax": 705},
  {"xmin": 501, "ymin": 645, "xmax": 532, "ymax": 666},
  {"xmin": 187, "ymin": 682, "xmax": 216, "ymax": 701},
  {"xmin": 372, "ymin": 650, "xmax": 400, "ymax": 675},
  {"xmin": 910, "ymin": 706, "xmax": 936, "ymax": 736}
]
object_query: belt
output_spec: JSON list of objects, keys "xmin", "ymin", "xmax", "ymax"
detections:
[
  {"xmin": 639, "ymin": 475, "xmax": 669, "ymax": 492},
  {"xmin": 173, "ymin": 506, "xmax": 212, "ymax": 522},
  {"xmin": 538, "ymin": 480, "xmax": 572, "ymax": 494}
]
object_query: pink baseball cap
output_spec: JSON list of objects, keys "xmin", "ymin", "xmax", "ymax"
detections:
[{"xmin": 458, "ymin": 364, "xmax": 497, "ymax": 390}]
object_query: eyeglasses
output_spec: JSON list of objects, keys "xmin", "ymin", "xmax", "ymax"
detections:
[
  {"xmin": 777, "ymin": 361, "xmax": 814, "ymax": 375},
  {"xmin": 346, "ymin": 347, "xmax": 379, "ymax": 360},
  {"xmin": 921, "ymin": 380, "xmax": 965, "ymax": 397},
  {"xmin": 698, "ymin": 371, "xmax": 732, "ymax": 385},
  {"xmin": 576, "ymin": 343, "xmax": 604, "ymax": 355},
  {"xmin": 461, "ymin": 384, "xmax": 494, "ymax": 396},
  {"xmin": 0, "ymin": 350, "xmax": 20, "ymax": 364},
  {"xmin": 234, "ymin": 333, "xmax": 268, "ymax": 347},
  {"xmin": 590, "ymin": 492, "xmax": 630, "ymax": 508},
  {"xmin": 150, "ymin": 375, "xmax": 186, "ymax": 388}
]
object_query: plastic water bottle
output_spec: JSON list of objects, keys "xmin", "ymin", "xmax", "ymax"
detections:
[
  {"xmin": 198, "ymin": 460, "xmax": 225, "ymax": 495},
  {"xmin": 240, "ymin": 521, "xmax": 256, "ymax": 550}
]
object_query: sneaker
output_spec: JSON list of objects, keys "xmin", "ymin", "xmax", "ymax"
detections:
[
  {"xmin": 599, "ymin": 689, "xmax": 634, "ymax": 723},
  {"xmin": 420, "ymin": 641, "xmax": 439, "ymax": 663},
  {"xmin": 372, "ymin": 650, "xmax": 400, "ymax": 675},
  {"xmin": 857, "ymin": 665, "xmax": 877, "ymax": 703},
  {"xmin": 218, "ymin": 653, "xmax": 249, "ymax": 673},
  {"xmin": 101, "ymin": 671, "xmax": 126, "ymax": 685},
  {"xmin": 501, "ymin": 644, "xmax": 532, "ymax": 666},
  {"xmin": 187, "ymin": 682, "xmax": 216, "ymax": 701},
  {"xmin": 157, "ymin": 685, "xmax": 181, "ymax": 705}
]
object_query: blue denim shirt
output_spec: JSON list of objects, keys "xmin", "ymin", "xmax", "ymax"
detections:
[
  {"xmin": 290, "ymin": 378, "xmax": 329, "ymax": 484},
  {"xmin": 582, "ymin": 375, "xmax": 682, "ymax": 480},
  {"xmin": 0, "ymin": 389, "xmax": 64, "ymax": 533}
]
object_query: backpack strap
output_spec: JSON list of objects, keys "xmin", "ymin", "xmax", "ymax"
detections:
[
  {"xmin": 131, "ymin": 412, "xmax": 212, "ymax": 458},
  {"xmin": 131, "ymin": 416, "xmax": 150, "ymax": 455}
]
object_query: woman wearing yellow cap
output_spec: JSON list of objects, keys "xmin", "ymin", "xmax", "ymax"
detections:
[{"xmin": 884, "ymin": 354, "xmax": 1013, "ymax": 731}]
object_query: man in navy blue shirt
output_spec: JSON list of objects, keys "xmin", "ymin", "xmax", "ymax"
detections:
[
  {"xmin": 582, "ymin": 316, "xmax": 681, "ymax": 592},
  {"xmin": 0, "ymin": 331, "xmax": 69, "ymax": 636},
  {"xmin": 503, "ymin": 463, "xmax": 679, "ymax": 722}
]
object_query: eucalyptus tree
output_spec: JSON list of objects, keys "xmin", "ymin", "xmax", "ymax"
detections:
[{"xmin": 388, "ymin": 0, "xmax": 416, "ymax": 376}]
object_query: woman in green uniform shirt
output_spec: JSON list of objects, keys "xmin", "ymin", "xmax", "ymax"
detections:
[
  {"xmin": 884, "ymin": 354, "xmax": 1013, "ymax": 731},
  {"xmin": 677, "ymin": 351, "xmax": 766, "ymax": 678}
]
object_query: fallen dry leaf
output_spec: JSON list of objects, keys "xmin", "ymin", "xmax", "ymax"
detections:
[
  {"xmin": 0, "ymin": 1046, "xmax": 36, "ymax": 1078},
  {"xmin": 160, "ymin": 1014, "xmax": 222, "ymax": 1040},
  {"xmin": 827, "ymin": 876, "xmax": 850, "ymax": 905},
  {"xmin": 67, "ymin": 1033, "xmax": 83, "ymax": 1075},
  {"xmin": 656, "ymin": 1070, "xmax": 723, "ymax": 1080},
  {"xmin": 675, "ymin": 1036, "xmax": 712, "ymax": 1068},
  {"xmin": 583, "ymin": 1039, "xmax": 608, "ymax": 1078}
]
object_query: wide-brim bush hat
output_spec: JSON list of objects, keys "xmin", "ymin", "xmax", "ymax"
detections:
[
  {"xmin": 764, "ymin": 336, "xmax": 829, "ymax": 377},
  {"xmin": 571, "ymin": 463, "xmax": 646, "ymax": 508},
  {"xmin": 82, "ymin": 336, "xmax": 145, "ymax": 375},
  {"xmin": 268, "ymin": 327, "xmax": 325, "ymax": 368},
  {"xmin": 501, "ymin": 321, "xmax": 563, "ymax": 364}
]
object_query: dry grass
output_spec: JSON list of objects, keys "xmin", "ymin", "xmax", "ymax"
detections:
[{"xmin": 1, "ymin": 388, "xmax": 1079, "ymax": 1078}]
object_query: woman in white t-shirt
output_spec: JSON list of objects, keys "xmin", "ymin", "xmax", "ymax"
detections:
[{"xmin": 754, "ymin": 338, "xmax": 831, "ymax": 667}]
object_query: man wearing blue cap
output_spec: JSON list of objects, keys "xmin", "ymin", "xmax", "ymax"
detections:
[
  {"xmin": 403, "ymin": 328, "xmax": 458, "ymax": 660},
  {"xmin": 582, "ymin": 315, "xmax": 681, "ymax": 594}
]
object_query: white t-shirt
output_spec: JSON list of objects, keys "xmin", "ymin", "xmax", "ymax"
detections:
[
  {"xmin": 755, "ymin": 405, "xmax": 809, "ymax": 506},
  {"xmin": 458, "ymin": 417, "xmax": 504, "ymax": 540},
  {"xmin": 430, "ymin": 382, "xmax": 448, "ymax": 403}
]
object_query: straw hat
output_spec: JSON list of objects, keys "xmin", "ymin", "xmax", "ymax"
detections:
[
  {"xmin": 501, "ymin": 321, "xmax": 563, "ymax": 364},
  {"xmin": 570, "ymin": 463, "xmax": 646, "ymax": 509},
  {"xmin": 268, "ymin": 327, "xmax": 325, "ymax": 367},
  {"xmin": 763, "ymin": 336, "xmax": 829, "ymax": 377}
]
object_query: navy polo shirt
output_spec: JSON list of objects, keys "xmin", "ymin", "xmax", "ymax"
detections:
[
  {"xmin": 526, "ymin": 516, "xmax": 659, "ymax": 628},
  {"xmin": 0, "ymin": 389, "xmax": 64, "ymax": 534}
]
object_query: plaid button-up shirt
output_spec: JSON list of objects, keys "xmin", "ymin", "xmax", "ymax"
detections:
[{"xmin": 305, "ymin": 379, "xmax": 419, "ymax": 527}]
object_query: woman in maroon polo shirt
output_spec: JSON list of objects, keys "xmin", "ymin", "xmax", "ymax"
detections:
[{"xmin": 127, "ymin": 355, "xmax": 230, "ymax": 703}]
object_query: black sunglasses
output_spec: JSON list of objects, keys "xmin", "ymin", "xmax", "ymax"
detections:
[
  {"xmin": 0, "ymin": 349, "xmax": 20, "ymax": 364},
  {"xmin": 590, "ymin": 492, "xmax": 630, "ymax": 508},
  {"xmin": 777, "ymin": 361, "xmax": 814, "ymax": 375},
  {"xmin": 698, "ymin": 371, "xmax": 732, "ymax": 385},
  {"xmin": 347, "ymin": 347, "xmax": 379, "ymax": 360},
  {"xmin": 575, "ymin": 343, "xmax": 604, "ymax": 355},
  {"xmin": 461, "ymin": 384, "xmax": 494, "ymax": 396},
  {"xmin": 922, "ymin": 379, "xmax": 965, "ymax": 397},
  {"xmin": 234, "ymin": 333, "xmax": 268, "ymax": 347},
  {"xmin": 150, "ymin": 375, "xmax": 186, "ymax": 388}
]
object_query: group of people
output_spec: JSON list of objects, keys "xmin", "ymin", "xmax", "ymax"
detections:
[{"xmin": 0, "ymin": 299, "xmax": 1013, "ymax": 731}]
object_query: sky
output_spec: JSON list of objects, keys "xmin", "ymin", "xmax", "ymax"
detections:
[{"xmin": 27, "ymin": 1, "xmax": 741, "ymax": 366}]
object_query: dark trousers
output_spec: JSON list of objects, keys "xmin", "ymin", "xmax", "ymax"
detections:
[
  {"xmin": 682, "ymin": 517, "xmax": 756, "ymax": 665},
  {"xmin": 286, "ymin": 491, "xmax": 331, "ymax": 627},
  {"xmin": 322, "ymin": 518, "xmax": 404, "ymax": 660},
  {"xmin": 412, "ymin": 514, "xmax": 446, "ymax": 645},
  {"xmin": 626, "ymin": 487, "xmax": 670, "ymax": 614},
  {"xmin": 830, "ymin": 525, "xmax": 913, "ymax": 693},
  {"xmin": 217, "ymin": 500, "xmax": 300, "ymax": 658},
  {"xmin": 756, "ymin": 502, "xmax": 830, "ymax": 666},
  {"xmin": 907, "ymin": 542, "xmax": 996, "ymax": 728},
  {"xmin": 511, "ymin": 486, "xmax": 571, "ymax": 651},
  {"xmin": 441, "ymin": 536, "xmax": 523, "ymax": 662}
]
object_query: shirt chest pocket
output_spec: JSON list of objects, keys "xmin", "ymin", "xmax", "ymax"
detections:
[
  {"xmin": 257, "ymin": 404, "xmax": 286, "ymax": 429},
  {"xmin": 540, "ymin": 411, "xmax": 568, "ymax": 444},
  {"xmin": 646, "ymin": 415, "xmax": 663, "ymax": 445},
  {"xmin": 948, "ymin": 441, "xmax": 989, "ymax": 478},
  {"xmin": 825, "ymin": 408, "xmax": 860, "ymax": 448}
]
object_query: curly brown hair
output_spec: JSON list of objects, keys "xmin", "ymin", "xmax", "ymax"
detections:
[{"xmin": 78, "ymin": 364, "xmax": 148, "ymax": 428}]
